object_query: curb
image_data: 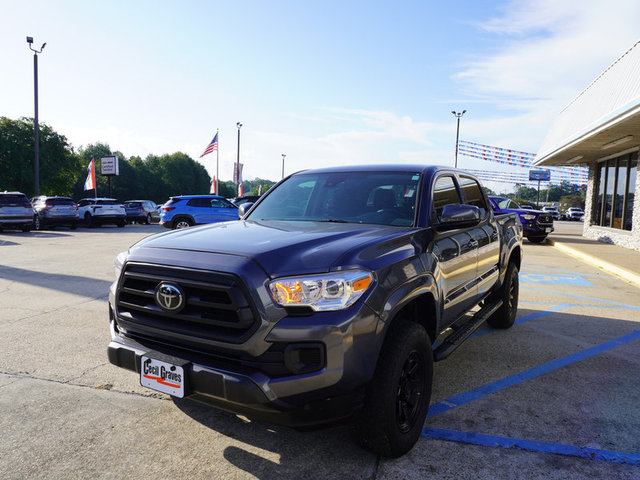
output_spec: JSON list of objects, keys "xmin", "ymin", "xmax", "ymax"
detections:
[{"xmin": 546, "ymin": 238, "xmax": 640, "ymax": 290}]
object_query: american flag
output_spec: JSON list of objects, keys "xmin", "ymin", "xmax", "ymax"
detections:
[{"xmin": 199, "ymin": 133, "xmax": 218, "ymax": 158}]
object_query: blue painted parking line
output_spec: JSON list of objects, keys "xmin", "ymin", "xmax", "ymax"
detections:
[
  {"xmin": 520, "ymin": 273, "xmax": 593, "ymax": 286},
  {"xmin": 521, "ymin": 286, "xmax": 640, "ymax": 310},
  {"xmin": 523, "ymin": 266, "xmax": 617, "ymax": 280},
  {"xmin": 428, "ymin": 329, "xmax": 640, "ymax": 419},
  {"xmin": 421, "ymin": 428, "xmax": 640, "ymax": 466}
]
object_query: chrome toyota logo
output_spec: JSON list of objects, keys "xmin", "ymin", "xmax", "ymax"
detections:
[{"xmin": 154, "ymin": 282, "xmax": 185, "ymax": 312}]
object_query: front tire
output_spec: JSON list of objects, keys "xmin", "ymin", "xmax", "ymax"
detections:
[
  {"xmin": 145, "ymin": 213, "xmax": 151, "ymax": 224},
  {"xmin": 526, "ymin": 236, "xmax": 547, "ymax": 244},
  {"xmin": 355, "ymin": 319, "xmax": 433, "ymax": 458},
  {"xmin": 34, "ymin": 215, "xmax": 42, "ymax": 230},
  {"xmin": 486, "ymin": 262, "xmax": 519, "ymax": 329}
]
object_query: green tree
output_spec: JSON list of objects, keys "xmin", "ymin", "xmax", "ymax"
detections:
[
  {"xmin": 482, "ymin": 186, "xmax": 496, "ymax": 196},
  {"xmin": 0, "ymin": 117, "xmax": 82, "ymax": 196}
]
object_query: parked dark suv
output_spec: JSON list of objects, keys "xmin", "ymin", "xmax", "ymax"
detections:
[
  {"xmin": 31, "ymin": 196, "xmax": 79, "ymax": 230},
  {"xmin": 0, "ymin": 192, "xmax": 33, "ymax": 232}
]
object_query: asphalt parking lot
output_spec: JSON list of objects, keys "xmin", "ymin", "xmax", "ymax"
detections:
[{"xmin": 1, "ymin": 223, "xmax": 639, "ymax": 479}]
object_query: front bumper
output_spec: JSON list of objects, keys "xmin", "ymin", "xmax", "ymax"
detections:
[
  {"xmin": 107, "ymin": 338, "xmax": 366, "ymax": 426},
  {"xmin": 521, "ymin": 221, "xmax": 553, "ymax": 237},
  {"xmin": 108, "ymin": 278, "xmax": 381, "ymax": 427}
]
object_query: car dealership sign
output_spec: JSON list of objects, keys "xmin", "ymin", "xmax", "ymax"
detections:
[
  {"xmin": 100, "ymin": 156, "xmax": 119, "ymax": 176},
  {"xmin": 529, "ymin": 169, "xmax": 550, "ymax": 181}
]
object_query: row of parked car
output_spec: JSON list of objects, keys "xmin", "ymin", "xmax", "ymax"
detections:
[{"xmin": 0, "ymin": 191, "xmax": 261, "ymax": 232}]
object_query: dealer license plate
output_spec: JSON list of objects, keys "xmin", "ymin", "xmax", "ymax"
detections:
[{"xmin": 140, "ymin": 356, "xmax": 185, "ymax": 398}]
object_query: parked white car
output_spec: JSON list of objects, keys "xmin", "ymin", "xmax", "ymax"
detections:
[
  {"xmin": 77, "ymin": 198, "xmax": 126, "ymax": 227},
  {"xmin": 541, "ymin": 206, "xmax": 561, "ymax": 220},
  {"xmin": 565, "ymin": 207, "xmax": 585, "ymax": 221}
]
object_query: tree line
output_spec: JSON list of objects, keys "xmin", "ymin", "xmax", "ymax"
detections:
[
  {"xmin": 510, "ymin": 184, "xmax": 586, "ymax": 208},
  {"xmin": 1, "ymin": 117, "xmax": 276, "ymax": 203}
]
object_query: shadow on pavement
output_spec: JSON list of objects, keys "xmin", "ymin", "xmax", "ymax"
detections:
[
  {"xmin": 0, "ymin": 264, "xmax": 112, "ymax": 299},
  {"xmin": 172, "ymin": 398, "xmax": 376, "ymax": 479}
]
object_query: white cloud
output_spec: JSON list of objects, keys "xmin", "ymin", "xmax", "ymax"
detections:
[{"xmin": 458, "ymin": 0, "xmax": 640, "ymax": 111}]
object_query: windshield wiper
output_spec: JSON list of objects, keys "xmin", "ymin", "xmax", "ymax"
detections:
[{"xmin": 315, "ymin": 219, "xmax": 349, "ymax": 223}]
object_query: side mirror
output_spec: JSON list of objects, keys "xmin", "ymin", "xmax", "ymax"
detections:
[
  {"xmin": 437, "ymin": 204, "xmax": 480, "ymax": 230},
  {"xmin": 238, "ymin": 202, "xmax": 254, "ymax": 219}
]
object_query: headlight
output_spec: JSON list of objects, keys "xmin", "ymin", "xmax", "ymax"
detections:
[
  {"xmin": 521, "ymin": 214, "xmax": 536, "ymax": 220},
  {"xmin": 269, "ymin": 270, "xmax": 373, "ymax": 311},
  {"xmin": 114, "ymin": 251, "xmax": 128, "ymax": 280}
]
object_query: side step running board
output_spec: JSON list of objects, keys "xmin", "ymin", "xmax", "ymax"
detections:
[{"xmin": 433, "ymin": 299, "xmax": 503, "ymax": 362}]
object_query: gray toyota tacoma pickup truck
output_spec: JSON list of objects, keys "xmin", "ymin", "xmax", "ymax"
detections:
[{"xmin": 108, "ymin": 164, "xmax": 523, "ymax": 457}]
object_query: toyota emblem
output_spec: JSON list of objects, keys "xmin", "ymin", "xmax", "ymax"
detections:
[{"xmin": 154, "ymin": 282, "xmax": 185, "ymax": 312}]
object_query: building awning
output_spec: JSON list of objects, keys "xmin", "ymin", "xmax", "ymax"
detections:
[{"xmin": 535, "ymin": 40, "xmax": 640, "ymax": 167}]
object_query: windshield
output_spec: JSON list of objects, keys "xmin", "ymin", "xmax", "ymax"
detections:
[
  {"xmin": 247, "ymin": 171, "xmax": 421, "ymax": 226},
  {"xmin": 494, "ymin": 197, "xmax": 521, "ymax": 210}
]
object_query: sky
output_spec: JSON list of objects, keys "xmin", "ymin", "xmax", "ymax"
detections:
[{"xmin": 2, "ymin": 0, "xmax": 640, "ymax": 194}]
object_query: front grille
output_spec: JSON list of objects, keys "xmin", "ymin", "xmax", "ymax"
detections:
[
  {"xmin": 537, "ymin": 214, "xmax": 553, "ymax": 224},
  {"xmin": 115, "ymin": 263, "xmax": 260, "ymax": 346}
]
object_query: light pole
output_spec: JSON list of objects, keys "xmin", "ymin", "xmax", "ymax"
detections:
[
  {"xmin": 27, "ymin": 36, "xmax": 46, "ymax": 196},
  {"xmin": 281, "ymin": 154, "xmax": 286, "ymax": 179},
  {"xmin": 451, "ymin": 110, "xmax": 466, "ymax": 168},
  {"xmin": 236, "ymin": 122, "xmax": 242, "ymax": 196}
]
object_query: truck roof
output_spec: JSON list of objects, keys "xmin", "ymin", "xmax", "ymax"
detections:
[{"xmin": 291, "ymin": 164, "xmax": 446, "ymax": 175}]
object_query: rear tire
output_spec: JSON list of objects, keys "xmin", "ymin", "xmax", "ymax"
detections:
[
  {"xmin": 486, "ymin": 262, "xmax": 519, "ymax": 329},
  {"xmin": 173, "ymin": 217, "xmax": 193, "ymax": 229},
  {"xmin": 34, "ymin": 216, "xmax": 42, "ymax": 230},
  {"xmin": 355, "ymin": 319, "xmax": 433, "ymax": 458}
]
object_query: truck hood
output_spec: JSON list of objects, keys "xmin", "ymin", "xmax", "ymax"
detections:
[{"xmin": 133, "ymin": 220, "xmax": 409, "ymax": 277}]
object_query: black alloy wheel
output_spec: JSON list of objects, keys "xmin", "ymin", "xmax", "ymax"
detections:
[
  {"xmin": 396, "ymin": 351, "xmax": 426, "ymax": 433},
  {"xmin": 486, "ymin": 261, "xmax": 519, "ymax": 329},
  {"xmin": 355, "ymin": 319, "xmax": 433, "ymax": 458}
]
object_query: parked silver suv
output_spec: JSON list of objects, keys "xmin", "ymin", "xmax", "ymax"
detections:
[
  {"xmin": 0, "ymin": 192, "xmax": 33, "ymax": 232},
  {"xmin": 31, "ymin": 196, "xmax": 79, "ymax": 230}
]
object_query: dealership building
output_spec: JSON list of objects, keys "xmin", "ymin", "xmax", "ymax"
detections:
[{"xmin": 535, "ymin": 40, "xmax": 640, "ymax": 252}]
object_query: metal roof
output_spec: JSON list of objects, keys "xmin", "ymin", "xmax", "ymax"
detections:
[{"xmin": 535, "ymin": 40, "xmax": 640, "ymax": 166}]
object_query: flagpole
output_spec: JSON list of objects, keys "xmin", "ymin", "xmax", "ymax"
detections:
[{"xmin": 216, "ymin": 128, "xmax": 219, "ymax": 196}]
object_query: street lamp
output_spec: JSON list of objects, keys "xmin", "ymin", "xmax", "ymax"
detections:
[
  {"xmin": 451, "ymin": 110, "xmax": 466, "ymax": 169},
  {"xmin": 236, "ymin": 122, "xmax": 242, "ymax": 196},
  {"xmin": 27, "ymin": 36, "xmax": 46, "ymax": 196},
  {"xmin": 281, "ymin": 154, "xmax": 286, "ymax": 179}
]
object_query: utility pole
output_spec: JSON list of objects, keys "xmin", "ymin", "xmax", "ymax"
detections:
[
  {"xmin": 27, "ymin": 36, "xmax": 46, "ymax": 196},
  {"xmin": 281, "ymin": 154, "xmax": 286, "ymax": 179},
  {"xmin": 236, "ymin": 122, "xmax": 242, "ymax": 196},
  {"xmin": 451, "ymin": 110, "xmax": 466, "ymax": 168}
]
